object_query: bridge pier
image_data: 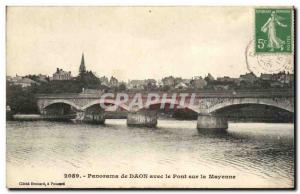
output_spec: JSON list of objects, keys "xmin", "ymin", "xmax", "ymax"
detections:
[
  {"xmin": 84, "ymin": 112, "xmax": 105, "ymax": 124},
  {"xmin": 127, "ymin": 110, "xmax": 157, "ymax": 127},
  {"xmin": 197, "ymin": 114, "xmax": 228, "ymax": 132},
  {"xmin": 74, "ymin": 110, "xmax": 105, "ymax": 124}
]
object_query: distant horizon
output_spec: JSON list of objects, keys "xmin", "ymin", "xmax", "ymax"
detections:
[
  {"xmin": 6, "ymin": 65, "xmax": 294, "ymax": 83},
  {"xmin": 6, "ymin": 57, "xmax": 250, "ymax": 81}
]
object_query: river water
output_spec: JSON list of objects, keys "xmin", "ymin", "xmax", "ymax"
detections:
[{"xmin": 6, "ymin": 120, "xmax": 294, "ymax": 188}]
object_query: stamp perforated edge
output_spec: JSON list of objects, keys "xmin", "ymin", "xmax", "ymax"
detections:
[{"xmin": 253, "ymin": 6, "xmax": 295, "ymax": 55}]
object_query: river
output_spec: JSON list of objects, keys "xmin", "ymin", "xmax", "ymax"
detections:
[{"xmin": 6, "ymin": 120, "xmax": 294, "ymax": 188}]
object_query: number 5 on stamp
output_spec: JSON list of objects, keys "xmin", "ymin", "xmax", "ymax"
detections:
[{"xmin": 255, "ymin": 8, "xmax": 293, "ymax": 53}]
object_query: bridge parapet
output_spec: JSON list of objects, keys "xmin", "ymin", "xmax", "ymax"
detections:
[{"xmin": 36, "ymin": 90, "xmax": 294, "ymax": 114}]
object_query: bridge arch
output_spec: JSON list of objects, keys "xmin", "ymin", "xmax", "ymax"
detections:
[
  {"xmin": 207, "ymin": 98, "xmax": 294, "ymax": 114},
  {"xmin": 42, "ymin": 99, "xmax": 81, "ymax": 110},
  {"xmin": 81, "ymin": 99, "xmax": 130, "ymax": 111}
]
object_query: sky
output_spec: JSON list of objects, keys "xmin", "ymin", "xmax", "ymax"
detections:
[{"xmin": 7, "ymin": 6, "xmax": 254, "ymax": 81}]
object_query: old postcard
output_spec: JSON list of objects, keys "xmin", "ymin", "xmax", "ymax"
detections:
[{"xmin": 6, "ymin": 6, "xmax": 295, "ymax": 189}]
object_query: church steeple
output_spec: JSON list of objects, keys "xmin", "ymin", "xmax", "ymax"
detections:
[{"xmin": 79, "ymin": 53, "xmax": 86, "ymax": 74}]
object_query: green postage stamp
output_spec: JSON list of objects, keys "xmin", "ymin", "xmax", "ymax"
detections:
[{"xmin": 255, "ymin": 8, "xmax": 293, "ymax": 53}]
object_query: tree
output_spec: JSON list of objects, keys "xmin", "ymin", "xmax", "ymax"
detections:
[
  {"xmin": 6, "ymin": 82, "xmax": 38, "ymax": 114},
  {"xmin": 77, "ymin": 71, "xmax": 101, "ymax": 89},
  {"xmin": 118, "ymin": 83, "xmax": 127, "ymax": 91}
]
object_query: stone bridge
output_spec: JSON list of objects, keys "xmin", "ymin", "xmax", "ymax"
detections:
[{"xmin": 36, "ymin": 89, "xmax": 294, "ymax": 131}]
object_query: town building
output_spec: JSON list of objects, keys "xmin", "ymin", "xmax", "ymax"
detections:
[
  {"xmin": 278, "ymin": 73, "xmax": 294, "ymax": 84},
  {"xmin": 157, "ymin": 80, "xmax": 163, "ymax": 88},
  {"xmin": 175, "ymin": 82, "xmax": 189, "ymax": 89},
  {"xmin": 174, "ymin": 77, "xmax": 183, "ymax": 86},
  {"xmin": 216, "ymin": 76, "xmax": 240, "ymax": 85},
  {"xmin": 260, "ymin": 72, "xmax": 294, "ymax": 84},
  {"xmin": 162, "ymin": 76, "xmax": 175, "ymax": 87},
  {"xmin": 272, "ymin": 72, "xmax": 294, "ymax": 84},
  {"xmin": 239, "ymin": 72, "xmax": 257, "ymax": 83},
  {"xmin": 128, "ymin": 80, "xmax": 145, "ymax": 89},
  {"xmin": 51, "ymin": 68, "xmax": 73, "ymax": 81},
  {"xmin": 217, "ymin": 76, "xmax": 233, "ymax": 82},
  {"xmin": 191, "ymin": 77, "xmax": 207, "ymax": 89},
  {"xmin": 181, "ymin": 79, "xmax": 191, "ymax": 86},
  {"xmin": 9, "ymin": 75, "xmax": 23, "ymax": 82},
  {"xmin": 145, "ymin": 79, "xmax": 157, "ymax": 89},
  {"xmin": 260, "ymin": 73, "xmax": 273, "ymax": 81},
  {"xmin": 174, "ymin": 79, "xmax": 191, "ymax": 89},
  {"xmin": 99, "ymin": 76, "xmax": 109, "ymax": 86},
  {"xmin": 10, "ymin": 77, "xmax": 38, "ymax": 88},
  {"xmin": 36, "ymin": 74, "xmax": 49, "ymax": 82}
]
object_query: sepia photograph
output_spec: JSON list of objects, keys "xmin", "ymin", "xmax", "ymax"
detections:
[{"xmin": 5, "ymin": 6, "xmax": 295, "ymax": 189}]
